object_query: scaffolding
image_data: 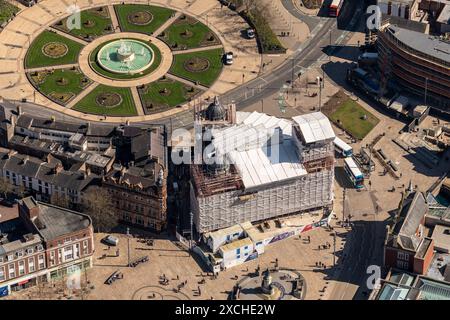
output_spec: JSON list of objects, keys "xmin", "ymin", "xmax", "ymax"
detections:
[{"xmin": 191, "ymin": 164, "xmax": 243, "ymax": 197}]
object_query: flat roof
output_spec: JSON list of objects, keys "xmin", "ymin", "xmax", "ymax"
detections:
[
  {"xmin": 204, "ymin": 224, "xmax": 244, "ymax": 240},
  {"xmin": 386, "ymin": 25, "xmax": 450, "ymax": 64},
  {"xmin": 437, "ymin": 4, "xmax": 450, "ymax": 24},
  {"xmin": 219, "ymin": 238, "xmax": 253, "ymax": 253},
  {"xmin": 431, "ymin": 224, "xmax": 450, "ymax": 253},
  {"xmin": 34, "ymin": 202, "xmax": 91, "ymax": 241}
]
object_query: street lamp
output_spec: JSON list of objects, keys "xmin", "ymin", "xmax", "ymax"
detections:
[
  {"xmin": 126, "ymin": 227, "xmax": 131, "ymax": 267},
  {"xmin": 333, "ymin": 232, "xmax": 336, "ymax": 267},
  {"xmin": 190, "ymin": 211, "xmax": 194, "ymax": 251}
]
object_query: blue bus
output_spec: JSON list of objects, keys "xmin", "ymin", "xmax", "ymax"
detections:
[
  {"xmin": 334, "ymin": 136, "xmax": 353, "ymax": 157},
  {"xmin": 344, "ymin": 157, "xmax": 364, "ymax": 189}
]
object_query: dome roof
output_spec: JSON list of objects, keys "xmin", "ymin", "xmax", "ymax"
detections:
[{"xmin": 206, "ymin": 96, "xmax": 226, "ymax": 121}]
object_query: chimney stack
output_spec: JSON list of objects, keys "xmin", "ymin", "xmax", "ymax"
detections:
[{"xmin": 20, "ymin": 197, "xmax": 40, "ymax": 220}]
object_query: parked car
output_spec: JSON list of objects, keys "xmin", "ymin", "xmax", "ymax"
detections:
[
  {"xmin": 246, "ymin": 28, "xmax": 256, "ymax": 39},
  {"xmin": 224, "ymin": 52, "xmax": 234, "ymax": 65},
  {"xmin": 102, "ymin": 235, "xmax": 119, "ymax": 246}
]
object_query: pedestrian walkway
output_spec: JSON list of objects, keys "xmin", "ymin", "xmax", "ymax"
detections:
[
  {"xmin": 108, "ymin": 5, "xmax": 121, "ymax": 32},
  {"xmin": 66, "ymin": 82, "xmax": 99, "ymax": 109},
  {"xmin": 130, "ymin": 86, "xmax": 145, "ymax": 116}
]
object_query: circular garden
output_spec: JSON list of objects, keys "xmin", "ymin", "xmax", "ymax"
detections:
[{"xmin": 24, "ymin": 3, "xmax": 225, "ymax": 117}]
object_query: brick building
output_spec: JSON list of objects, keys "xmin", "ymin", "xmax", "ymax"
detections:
[
  {"xmin": 103, "ymin": 161, "xmax": 167, "ymax": 232},
  {"xmin": 384, "ymin": 191, "xmax": 435, "ymax": 275},
  {"xmin": 0, "ymin": 197, "xmax": 94, "ymax": 297}
]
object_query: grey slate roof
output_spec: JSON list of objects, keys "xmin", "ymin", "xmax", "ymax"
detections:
[{"xmin": 390, "ymin": 192, "xmax": 428, "ymax": 251}]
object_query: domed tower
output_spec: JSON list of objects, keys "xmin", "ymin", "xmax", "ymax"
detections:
[{"xmin": 206, "ymin": 96, "xmax": 226, "ymax": 122}]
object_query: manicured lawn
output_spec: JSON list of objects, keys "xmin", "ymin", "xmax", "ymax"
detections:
[
  {"xmin": 0, "ymin": 0, "xmax": 19, "ymax": 25},
  {"xmin": 73, "ymin": 85, "xmax": 137, "ymax": 116},
  {"xmin": 25, "ymin": 30, "xmax": 84, "ymax": 68},
  {"xmin": 114, "ymin": 4, "xmax": 174, "ymax": 35},
  {"xmin": 169, "ymin": 48, "xmax": 224, "ymax": 87},
  {"xmin": 139, "ymin": 78, "xmax": 201, "ymax": 113},
  {"xmin": 53, "ymin": 7, "xmax": 113, "ymax": 40},
  {"xmin": 89, "ymin": 39, "xmax": 162, "ymax": 80},
  {"xmin": 29, "ymin": 68, "xmax": 91, "ymax": 105},
  {"xmin": 160, "ymin": 16, "xmax": 219, "ymax": 49},
  {"xmin": 329, "ymin": 99, "xmax": 380, "ymax": 140}
]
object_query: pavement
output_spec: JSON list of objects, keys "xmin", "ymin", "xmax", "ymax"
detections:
[{"xmin": 5, "ymin": 228, "xmax": 349, "ymax": 300}]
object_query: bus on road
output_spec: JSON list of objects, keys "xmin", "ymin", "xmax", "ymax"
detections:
[
  {"xmin": 334, "ymin": 136, "xmax": 353, "ymax": 157},
  {"xmin": 329, "ymin": 0, "xmax": 344, "ymax": 17},
  {"xmin": 344, "ymin": 157, "xmax": 364, "ymax": 189}
]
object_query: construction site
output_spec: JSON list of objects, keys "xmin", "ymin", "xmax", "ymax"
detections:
[{"xmin": 189, "ymin": 99, "xmax": 336, "ymax": 234}]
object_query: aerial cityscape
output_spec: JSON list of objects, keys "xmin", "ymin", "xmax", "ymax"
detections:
[{"xmin": 0, "ymin": 0, "xmax": 449, "ymax": 308}]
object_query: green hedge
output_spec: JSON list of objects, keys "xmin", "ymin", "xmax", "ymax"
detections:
[{"xmin": 243, "ymin": 8, "xmax": 285, "ymax": 54}]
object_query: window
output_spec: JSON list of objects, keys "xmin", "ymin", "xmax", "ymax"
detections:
[
  {"xmin": 18, "ymin": 261, "xmax": 25, "ymax": 276},
  {"xmin": 397, "ymin": 251, "xmax": 409, "ymax": 261},
  {"xmin": 38, "ymin": 255, "xmax": 45, "ymax": 270},
  {"xmin": 9, "ymin": 264, "xmax": 15, "ymax": 278},
  {"xmin": 237, "ymin": 255, "xmax": 241, "ymax": 259},
  {"xmin": 0, "ymin": 267, "xmax": 4, "ymax": 281},
  {"xmin": 17, "ymin": 251, "xmax": 24, "ymax": 258},
  {"xmin": 236, "ymin": 248, "xmax": 241, "ymax": 254},
  {"xmin": 64, "ymin": 247, "xmax": 73, "ymax": 261},
  {"xmin": 28, "ymin": 257, "xmax": 35, "ymax": 273},
  {"xmin": 49, "ymin": 251, "xmax": 55, "ymax": 266},
  {"xmin": 83, "ymin": 240, "xmax": 89, "ymax": 255},
  {"xmin": 397, "ymin": 260, "xmax": 408, "ymax": 270},
  {"xmin": 26, "ymin": 248, "xmax": 34, "ymax": 255}
]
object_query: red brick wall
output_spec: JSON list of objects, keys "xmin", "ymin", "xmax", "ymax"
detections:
[{"xmin": 413, "ymin": 239, "xmax": 435, "ymax": 275}]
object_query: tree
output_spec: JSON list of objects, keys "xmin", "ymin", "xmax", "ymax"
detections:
[
  {"xmin": 50, "ymin": 193, "xmax": 71, "ymax": 209},
  {"xmin": 0, "ymin": 177, "xmax": 13, "ymax": 199},
  {"xmin": 82, "ymin": 187, "xmax": 117, "ymax": 233}
]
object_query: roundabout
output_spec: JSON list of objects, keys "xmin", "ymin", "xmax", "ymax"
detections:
[{"xmin": 0, "ymin": 0, "xmax": 261, "ymax": 122}]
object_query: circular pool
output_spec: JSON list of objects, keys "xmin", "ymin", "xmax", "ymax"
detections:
[{"xmin": 97, "ymin": 39, "xmax": 154, "ymax": 75}]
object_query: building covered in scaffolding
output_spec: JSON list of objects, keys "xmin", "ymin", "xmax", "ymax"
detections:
[{"xmin": 189, "ymin": 98, "xmax": 336, "ymax": 234}]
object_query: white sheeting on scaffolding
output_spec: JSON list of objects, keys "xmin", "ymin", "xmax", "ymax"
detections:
[
  {"xmin": 209, "ymin": 112, "xmax": 307, "ymax": 189},
  {"xmin": 292, "ymin": 112, "xmax": 335, "ymax": 144}
]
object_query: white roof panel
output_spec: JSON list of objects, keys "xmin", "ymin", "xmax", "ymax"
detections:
[
  {"xmin": 210, "ymin": 112, "xmax": 309, "ymax": 189},
  {"xmin": 292, "ymin": 112, "xmax": 335, "ymax": 144}
]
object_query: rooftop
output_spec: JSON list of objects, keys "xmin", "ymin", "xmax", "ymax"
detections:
[
  {"xmin": 431, "ymin": 224, "xmax": 450, "ymax": 253},
  {"xmin": 292, "ymin": 112, "xmax": 335, "ymax": 144},
  {"xmin": 385, "ymin": 25, "xmax": 450, "ymax": 64},
  {"xmin": 375, "ymin": 269, "xmax": 450, "ymax": 300},
  {"xmin": 208, "ymin": 111, "xmax": 308, "ymax": 190},
  {"xmin": 28, "ymin": 201, "xmax": 92, "ymax": 241}
]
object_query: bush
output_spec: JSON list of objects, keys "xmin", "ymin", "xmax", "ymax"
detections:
[{"xmin": 243, "ymin": 8, "xmax": 285, "ymax": 54}]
